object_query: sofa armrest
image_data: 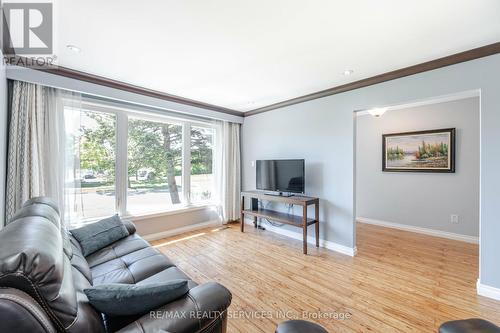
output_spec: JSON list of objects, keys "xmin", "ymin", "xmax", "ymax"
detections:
[
  {"xmin": 117, "ymin": 282, "xmax": 231, "ymax": 333},
  {"xmin": 0, "ymin": 288, "xmax": 57, "ymax": 333},
  {"xmin": 121, "ymin": 218, "xmax": 137, "ymax": 235}
]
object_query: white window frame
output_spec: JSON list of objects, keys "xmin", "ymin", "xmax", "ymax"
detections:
[
  {"xmin": 182, "ymin": 122, "xmax": 192, "ymax": 204},
  {"xmin": 66, "ymin": 100, "xmax": 219, "ymax": 222}
]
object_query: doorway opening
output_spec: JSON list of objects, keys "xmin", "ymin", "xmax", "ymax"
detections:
[{"xmin": 353, "ymin": 90, "xmax": 480, "ymax": 277}]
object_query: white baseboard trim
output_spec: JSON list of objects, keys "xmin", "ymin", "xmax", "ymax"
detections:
[
  {"xmin": 142, "ymin": 220, "xmax": 222, "ymax": 242},
  {"xmin": 477, "ymin": 279, "xmax": 500, "ymax": 301},
  {"xmin": 245, "ymin": 219, "xmax": 357, "ymax": 257},
  {"xmin": 357, "ymin": 217, "xmax": 479, "ymax": 244}
]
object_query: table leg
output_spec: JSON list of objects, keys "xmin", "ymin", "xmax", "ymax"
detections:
[
  {"xmin": 303, "ymin": 205, "xmax": 308, "ymax": 255},
  {"xmin": 315, "ymin": 201, "xmax": 319, "ymax": 247},
  {"xmin": 240, "ymin": 196, "xmax": 244, "ymax": 232}
]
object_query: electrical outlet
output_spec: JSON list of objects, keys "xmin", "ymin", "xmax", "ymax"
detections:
[{"xmin": 450, "ymin": 214, "xmax": 459, "ymax": 224}]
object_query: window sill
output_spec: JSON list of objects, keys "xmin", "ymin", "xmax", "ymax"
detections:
[{"xmin": 124, "ymin": 203, "xmax": 218, "ymax": 222}]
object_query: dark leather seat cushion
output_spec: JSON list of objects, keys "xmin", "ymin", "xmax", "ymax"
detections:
[
  {"xmin": 439, "ymin": 319, "xmax": 500, "ymax": 333},
  {"xmin": 91, "ymin": 249, "xmax": 175, "ymax": 285},
  {"xmin": 276, "ymin": 320, "xmax": 328, "ymax": 333},
  {"xmin": 138, "ymin": 266, "xmax": 198, "ymax": 289},
  {"xmin": 88, "ymin": 234, "xmax": 178, "ymax": 285},
  {"xmin": 87, "ymin": 234, "xmax": 152, "ymax": 267}
]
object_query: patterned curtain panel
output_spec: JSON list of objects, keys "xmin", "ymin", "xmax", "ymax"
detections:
[{"xmin": 5, "ymin": 81, "xmax": 67, "ymax": 221}]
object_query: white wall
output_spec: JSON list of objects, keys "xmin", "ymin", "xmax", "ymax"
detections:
[
  {"xmin": 242, "ymin": 53, "xmax": 500, "ymax": 292},
  {"xmin": 0, "ymin": 51, "xmax": 7, "ymax": 227},
  {"xmin": 356, "ymin": 97, "xmax": 479, "ymax": 237}
]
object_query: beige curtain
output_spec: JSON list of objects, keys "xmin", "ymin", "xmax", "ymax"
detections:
[
  {"xmin": 5, "ymin": 81, "xmax": 67, "ymax": 220},
  {"xmin": 217, "ymin": 121, "xmax": 241, "ymax": 223}
]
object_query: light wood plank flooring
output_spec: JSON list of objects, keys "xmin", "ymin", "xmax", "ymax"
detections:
[{"xmin": 149, "ymin": 223, "xmax": 500, "ymax": 333}]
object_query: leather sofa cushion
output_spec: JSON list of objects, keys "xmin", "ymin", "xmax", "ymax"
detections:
[
  {"xmin": 10, "ymin": 204, "xmax": 60, "ymax": 226},
  {"xmin": 22, "ymin": 196, "xmax": 60, "ymax": 214},
  {"xmin": 137, "ymin": 266, "xmax": 197, "ymax": 289},
  {"xmin": 91, "ymin": 246, "xmax": 175, "ymax": 285},
  {"xmin": 70, "ymin": 266, "xmax": 106, "ymax": 333},
  {"xmin": 87, "ymin": 233, "xmax": 151, "ymax": 267},
  {"xmin": 10, "ymin": 199, "xmax": 73, "ymax": 259},
  {"xmin": 87, "ymin": 233, "xmax": 197, "ymax": 290},
  {"xmin": 0, "ymin": 217, "xmax": 86, "ymax": 331},
  {"xmin": 70, "ymin": 236, "xmax": 93, "ymax": 283}
]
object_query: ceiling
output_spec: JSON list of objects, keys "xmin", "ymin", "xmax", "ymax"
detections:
[{"xmin": 56, "ymin": 0, "xmax": 500, "ymax": 113}]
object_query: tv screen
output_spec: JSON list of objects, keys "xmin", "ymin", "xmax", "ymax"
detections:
[{"xmin": 256, "ymin": 159, "xmax": 305, "ymax": 194}]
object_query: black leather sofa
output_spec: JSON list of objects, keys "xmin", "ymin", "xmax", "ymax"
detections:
[
  {"xmin": 0, "ymin": 197, "xmax": 232, "ymax": 333},
  {"xmin": 439, "ymin": 319, "xmax": 500, "ymax": 333}
]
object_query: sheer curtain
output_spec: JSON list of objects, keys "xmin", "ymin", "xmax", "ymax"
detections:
[
  {"xmin": 216, "ymin": 121, "xmax": 241, "ymax": 223},
  {"xmin": 5, "ymin": 80, "xmax": 81, "ymax": 225},
  {"xmin": 61, "ymin": 93, "xmax": 83, "ymax": 225}
]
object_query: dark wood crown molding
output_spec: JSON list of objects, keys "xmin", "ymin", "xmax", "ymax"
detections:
[
  {"xmin": 7, "ymin": 56, "xmax": 243, "ymax": 117},
  {"xmin": 244, "ymin": 42, "xmax": 500, "ymax": 117},
  {"xmin": 7, "ymin": 42, "xmax": 500, "ymax": 119},
  {"xmin": 42, "ymin": 66, "xmax": 244, "ymax": 117}
]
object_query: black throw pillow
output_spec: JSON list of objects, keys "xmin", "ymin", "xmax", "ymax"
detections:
[
  {"xmin": 70, "ymin": 214, "xmax": 129, "ymax": 256},
  {"xmin": 84, "ymin": 280, "xmax": 190, "ymax": 316}
]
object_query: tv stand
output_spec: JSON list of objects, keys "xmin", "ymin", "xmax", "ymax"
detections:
[
  {"xmin": 264, "ymin": 191, "xmax": 294, "ymax": 197},
  {"xmin": 240, "ymin": 190, "xmax": 320, "ymax": 254}
]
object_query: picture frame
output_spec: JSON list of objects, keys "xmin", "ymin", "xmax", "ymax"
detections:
[{"xmin": 382, "ymin": 128, "xmax": 455, "ymax": 173}]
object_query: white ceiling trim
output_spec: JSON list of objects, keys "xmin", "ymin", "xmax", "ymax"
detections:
[{"xmin": 355, "ymin": 89, "xmax": 480, "ymax": 117}]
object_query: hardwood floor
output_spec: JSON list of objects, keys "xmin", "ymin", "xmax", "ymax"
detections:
[{"xmin": 150, "ymin": 222, "xmax": 500, "ymax": 332}]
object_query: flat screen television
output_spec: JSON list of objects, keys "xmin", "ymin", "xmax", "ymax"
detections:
[{"xmin": 256, "ymin": 159, "xmax": 305, "ymax": 194}]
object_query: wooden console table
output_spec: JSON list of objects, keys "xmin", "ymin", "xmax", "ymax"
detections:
[{"xmin": 240, "ymin": 190, "xmax": 320, "ymax": 254}]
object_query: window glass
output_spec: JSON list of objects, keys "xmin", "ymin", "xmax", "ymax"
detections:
[
  {"xmin": 64, "ymin": 102, "xmax": 218, "ymax": 223},
  {"xmin": 190, "ymin": 126, "xmax": 215, "ymax": 203},
  {"xmin": 64, "ymin": 109, "xmax": 116, "ymax": 221},
  {"xmin": 127, "ymin": 117, "xmax": 183, "ymax": 215}
]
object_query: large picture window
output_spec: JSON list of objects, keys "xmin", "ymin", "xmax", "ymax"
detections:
[
  {"xmin": 64, "ymin": 103, "xmax": 218, "ymax": 223},
  {"xmin": 127, "ymin": 117, "xmax": 183, "ymax": 215}
]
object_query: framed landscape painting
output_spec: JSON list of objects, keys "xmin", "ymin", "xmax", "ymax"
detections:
[{"xmin": 382, "ymin": 128, "xmax": 455, "ymax": 173}]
